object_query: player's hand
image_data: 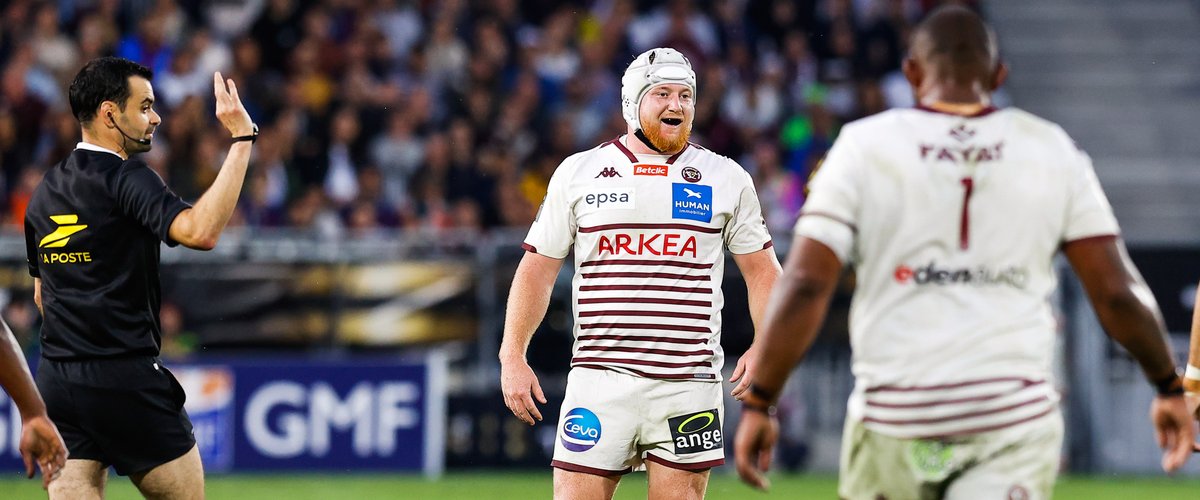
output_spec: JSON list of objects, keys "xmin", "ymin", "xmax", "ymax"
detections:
[
  {"xmin": 19, "ymin": 414, "xmax": 67, "ymax": 489},
  {"xmin": 501, "ymin": 357, "xmax": 547, "ymax": 425},
  {"xmin": 734, "ymin": 408, "xmax": 778, "ymax": 491},
  {"xmin": 729, "ymin": 346, "xmax": 757, "ymax": 400},
  {"xmin": 212, "ymin": 72, "xmax": 254, "ymax": 138},
  {"xmin": 1150, "ymin": 395, "xmax": 1193, "ymax": 472},
  {"xmin": 1186, "ymin": 392, "xmax": 1200, "ymax": 452}
]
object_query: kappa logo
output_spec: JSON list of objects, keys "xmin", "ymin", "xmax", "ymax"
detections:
[
  {"xmin": 633, "ymin": 164, "xmax": 668, "ymax": 176},
  {"xmin": 40, "ymin": 215, "xmax": 87, "ymax": 248},
  {"xmin": 680, "ymin": 166, "xmax": 701, "ymax": 183},
  {"xmin": 595, "ymin": 166, "xmax": 622, "ymax": 178},
  {"xmin": 949, "ymin": 124, "xmax": 976, "ymax": 142}
]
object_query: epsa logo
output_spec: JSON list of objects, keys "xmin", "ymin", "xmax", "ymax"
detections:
[
  {"xmin": 560, "ymin": 407, "xmax": 602, "ymax": 452},
  {"xmin": 582, "ymin": 188, "xmax": 635, "ymax": 211},
  {"xmin": 893, "ymin": 262, "xmax": 1028, "ymax": 289},
  {"xmin": 668, "ymin": 408, "xmax": 722, "ymax": 454}
]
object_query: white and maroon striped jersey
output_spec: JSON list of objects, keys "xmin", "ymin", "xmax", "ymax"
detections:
[
  {"xmin": 796, "ymin": 106, "xmax": 1119, "ymax": 438},
  {"xmin": 524, "ymin": 135, "xmax": 772, "ymax": 382}
]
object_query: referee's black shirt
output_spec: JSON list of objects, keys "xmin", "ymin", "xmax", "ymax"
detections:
[{"xmin": 24, "ymin": 144, "xmax": 191, "ymax": 360}]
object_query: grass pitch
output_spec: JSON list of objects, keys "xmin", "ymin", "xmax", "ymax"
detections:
[{"xmin": 2, "ymin": 471, "xmax": 1199, "ymax": 498}]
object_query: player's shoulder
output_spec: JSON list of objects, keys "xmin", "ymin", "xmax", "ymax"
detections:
[
  {"xmin": 553, "ymin": 139, "xmax": 622, "ymax": 177},
  {"xmin": 684, "ymin": 142, "xmax": 749, "ymax": 179},
  {"xmin": 999, "ymin": 107, "xmax": 1079, "ymax": 150}
]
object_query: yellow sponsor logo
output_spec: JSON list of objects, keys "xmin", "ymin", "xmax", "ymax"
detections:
[
  {"xmin": 676, "ymin": 411, "xmax": 715, "ymax": 434},
  {"xmin": 39, "ymin": 215, "xmax": 88, "ymax": 248},
  {"xmin": 42, "ymin": 252, "xmax": 92, "ymax": 264}
]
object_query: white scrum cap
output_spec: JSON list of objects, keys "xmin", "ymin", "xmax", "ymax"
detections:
[{"xmin": 620, "ymin": 47, "xmax": 696, "ymax": 131}]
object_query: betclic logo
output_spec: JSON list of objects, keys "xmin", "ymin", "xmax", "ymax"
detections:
[
  {"xmin": 893, "ymin": 261, "xmax": 1028, "ymax": 289},
  {"xmin": 39, "ymin": 214, "xmax": 92, "ymax": 264}
]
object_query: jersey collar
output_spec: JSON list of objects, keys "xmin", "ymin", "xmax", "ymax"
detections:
[
  {"xmin": 75, "ymin": 141, "xmax": 123, "ymax": 159},
  {"xmin": 610, "ymin": 135, "xmax": 690, "ymax": 165}
]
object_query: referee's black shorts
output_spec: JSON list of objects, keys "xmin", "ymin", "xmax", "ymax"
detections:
[{"xmin": 36, "ymin": 356, "xmax": 196, "ymax": 476}]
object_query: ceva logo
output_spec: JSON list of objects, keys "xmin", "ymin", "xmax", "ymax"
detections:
[{"xmin": 560, "ymin": 407, "xmax": 602, "ymax": 452}]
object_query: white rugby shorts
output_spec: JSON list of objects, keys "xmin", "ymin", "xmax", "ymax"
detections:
[{"xmin": 551, "ymin": 367, "xmax": 725, "ymax": 475}]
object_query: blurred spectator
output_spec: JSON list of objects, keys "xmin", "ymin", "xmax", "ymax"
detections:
[{"xmin": 0, "ymin": 0, "xmax": 960, "ymax": 236}]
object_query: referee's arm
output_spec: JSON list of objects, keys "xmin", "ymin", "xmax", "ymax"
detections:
[{"xmin": 169, "ymin": 72, "xmax": 255, "ymax": 250}]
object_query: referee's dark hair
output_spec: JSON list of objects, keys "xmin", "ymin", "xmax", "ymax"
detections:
[{"xmin": 68, "ymin": 57, "xmax": 153, "ymax": 124}]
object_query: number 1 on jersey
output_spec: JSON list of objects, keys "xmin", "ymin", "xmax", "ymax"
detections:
[{"xmin": 959, "ymin": 178, "xmax": 974, "ymax": 250}]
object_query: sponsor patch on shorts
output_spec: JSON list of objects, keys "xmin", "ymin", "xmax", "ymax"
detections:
[{"xmin": 669, "ymin": 408, "xmax": 722, "ymax": 454}]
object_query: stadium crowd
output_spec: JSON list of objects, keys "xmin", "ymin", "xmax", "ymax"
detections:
[{"xmin": 0, "ymin": 0, "xmax": 977, "ymax": 238}]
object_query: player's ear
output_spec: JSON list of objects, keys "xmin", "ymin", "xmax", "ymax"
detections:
[
  {"xmin": 902, "ymin": 57, "xmax": 922, "ymax": 93},
  {"xmin": 99, "ymin": 102, "xmax": 116, "ymax": 127},
  {"xmin": 990, "ymin": 62, "xmax": 1008, "ymax": 91}
]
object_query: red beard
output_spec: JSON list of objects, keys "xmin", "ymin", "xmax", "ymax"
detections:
[{"xmin": 641, "ymin": 117, "xmax": 691, "ymax": 153}]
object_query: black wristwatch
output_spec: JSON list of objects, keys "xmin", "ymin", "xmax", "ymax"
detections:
[{"xmin": 232, "ymin": 123, "xmax": 259, "ymax": 143}]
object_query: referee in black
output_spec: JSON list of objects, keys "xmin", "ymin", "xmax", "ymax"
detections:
[{"xmin": 24, "ymin": 57, "xmax": 255, "ymax": 499}]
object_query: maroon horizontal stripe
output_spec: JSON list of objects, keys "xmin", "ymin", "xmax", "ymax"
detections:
[
  {"xmin": 923, "ymin": 406, "xmax": 1056, "ymax": 439},
  {"xmin": 581, "ymin": 271, "xmax": 710, "ymax": 281},
  {"xmin": 577, "ymin": 335, "xmax": 706, "ymax": 345},
  {"xmin": 763, "ymin": 241, "xmax": 774, "ymax": 250},
  {"xmin": 581, "ymin": 259, "xmax": 713, "ymax": 269},
  {"xmin": 571, "ymin": 356, "xmax": 711, "ymax": 368},
  {"xmin": 578, "ymin": 310, "xmax": 710, "ymax": 320},
  {"xmin": 577, "ymin": 345, "xmax": 714, "ymax": 357},
  {"xmin": 866, "ymin": 377, "xmax": 1038, "ymax": 393},
  {"xmin": 521, "ymin": 242, "xmax": 537, "ymax": 253},
  {"xmin": 551, "ymin": 460, "xmax": 632, "ymax": 477},
  {"xmin": 578, "ymin": 297, "xmax": 712, "ymax": 307},
  {"xmin": 579, "ymin": 223, "xmax": 720, "ymax": 234},
  {"xmin": 573, "ymin": 364, "xmax": 715, "ymax": 380},
  {"xmin": 863, "ymin": 395, "xmax": 1050, "ymax": 426},
  {"xmin": 865, "ymin": 381, "xmax": 1046, "ymax": 409},
  {"xmin": 580, "ymin": 285, "xmax": 711, "ymax": 294},
  {"xmin": 798, "ymin": 211, "xmax": 857, "ymax": 232},
  {"xmin": 580, "ymin": 322, "xmax": 711, "ymax": 333},
  {"xmin": 643, "ymin": 453, "xmax": 724, "ymax": 471}
]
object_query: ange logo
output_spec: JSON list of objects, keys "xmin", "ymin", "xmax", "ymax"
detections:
[
  {"xmin": 39, "ymin": 215, "xmax": 87, "ymax": 248},
  {"xmin": 668, "ymin": 408, "xmax": 722, "ymax": 454}
]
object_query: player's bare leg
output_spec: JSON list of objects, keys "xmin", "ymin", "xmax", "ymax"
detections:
[
  {"xmin": 645, "ymin": 461, "xmax": 709, "ymax": 500},
  {"xmin": 48, "ymin": 459, "xmax": 106, "ymax": 500},
  {"xmin": 129, "ymin": 444, "xmax": 204, "ymax": 500},
  {"xmin": 553, "ymin": 468, "xmax": 620, "ymax": 500}
]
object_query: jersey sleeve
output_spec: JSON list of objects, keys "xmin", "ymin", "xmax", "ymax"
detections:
[
  {"xmin": 114, "ymin": 160, "xmax": 192, "ymax": 247},
  {"xmin": 793, "ymin": 126, "xmax": 863, "ymax": 264},
  {"xmin": 522, "ymin": 156, "xmax": 577, "ymax": 258},
  {"xmin": 24, "ymin": 212, "xmax": 39, "ymax": 278},
  {"xmin": 1061, "ymin": 146, "xmax": 1119, "ymax": 242},
  {"xmin": 724, "ymin": 165, "xmax": 773, "ymax": 254}
]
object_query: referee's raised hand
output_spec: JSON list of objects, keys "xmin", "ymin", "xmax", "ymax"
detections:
[{"xmin": 213, "ymin": 71, "xmax": 254, "ymax": 138}]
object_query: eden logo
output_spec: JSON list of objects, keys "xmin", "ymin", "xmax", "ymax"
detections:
[
  {"xmin": 668, "ymin": 409, "xmax": 722, "ymax": 454},
  {"xmin": 40, "ymin": 215, "xmax": 87, "ymax": 248},
  {"xmin": 595, "ymin": 167, "xmax": 622, "ymax": 178},
  {"xmin": 633, "ymin": 164, "xmax": 668, "ymax": 176},
  {"xmin": 671, "ymin": 183, "xmax": 712, "ymax": 223}
]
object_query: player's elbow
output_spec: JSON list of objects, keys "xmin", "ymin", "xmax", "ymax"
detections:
[
  {"xmin": 184, "ymin": 233, "xmax": 220, "ymax": 251},
  {"xmin": 788, "ymin": 272, "xmax": 837, "ymax": 301}
]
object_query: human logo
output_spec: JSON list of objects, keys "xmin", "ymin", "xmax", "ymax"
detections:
[
  {"xmin": 39, "ymin": 214, "xmax": 92, "ymax": 264},
  {"xmin": 595, "ymin": 166, "xmax": 622, "ymax": 178},
  {"xmin": 560, "ymin": 407, "xmax": 602, "ymax": 452},
  {"xmin": 671, "ymin": 183, "xmax": 712, "ymax": 222},
  {"xmin": 668, "ymin": 408, "xmax": 722, "ymax": 454},
  {"xmin": 680, "ymin": 166, "xmax": 701, "ymax": 183}
]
